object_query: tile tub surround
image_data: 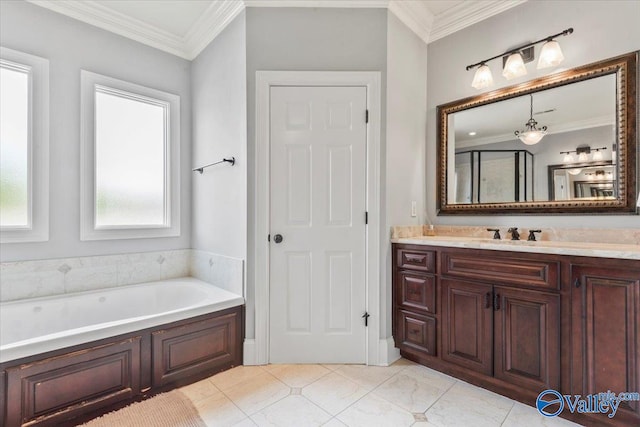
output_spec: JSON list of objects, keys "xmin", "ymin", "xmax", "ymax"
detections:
[
  {"xmin": 0, "ymin": 249, "xmax": 243, "ymax": 302},
  {"xmin": 176, "ymin": 359, "xmax": 581, "ymax": 427}
]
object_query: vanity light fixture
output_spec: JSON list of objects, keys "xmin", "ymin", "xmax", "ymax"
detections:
[
  {"xmin": 560, "ymin": 146, "xmax": 607, "ymax": 163},
  {"xmin": 514, "ymin": 94, "xmax": 547, "ymax": 145},
  {"xmin": 502, "ymin": 52, "xmax": 528, "ymax": 79},
  {"xmin": 471, "ymin": 64, "xmax": 494, "ymax": 90},
  {"xmin": 466, "ymin": 28, "xmax": 573, "ymax": 89}
]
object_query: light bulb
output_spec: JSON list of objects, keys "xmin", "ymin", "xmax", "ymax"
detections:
[
  {"xmin": 592, "ymin": 150, "xmax": 604, "ymax": 161},
  {"xmin": 562, "ymin": 153, "xmax": 574, "ymax": 163},
  {"xmin": 537, "ymin": 40, "xmax": 565, "ymax": 69},
  {"xmin": 471, "ymin": 64, "xmax": 494, "ymax": 90},
  {"xmin": 568, "ymin": 168, "xmax": 582, "ymax": 175},
  {"xmin": 578, "ymin": 152, "xmax": 589, "ymax": 162},
  {"xmin": 502, "ymin": 52, "xmax": 528, "ymax": 80}
]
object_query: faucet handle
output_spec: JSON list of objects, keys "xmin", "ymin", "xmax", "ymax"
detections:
[
  {"xmin": 486, "ymin": 228, "xmax": 501, "ymax": 240},
  {"xmin": 527, "ymin": 229, "xmax": 542, "ymax": 241},
  {"xmin": 507, "ymin": 227, "xmax": 520, "ymax": 240}
]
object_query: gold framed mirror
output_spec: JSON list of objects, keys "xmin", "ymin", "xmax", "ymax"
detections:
[{"xmin": 437, "ymin": 51, "xmax": 637, "ymax": 215}]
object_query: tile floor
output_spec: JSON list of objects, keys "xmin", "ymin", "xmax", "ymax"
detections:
[{"xmin": 179, "ymin": 359, "xmax": 582, "ymax": 427}]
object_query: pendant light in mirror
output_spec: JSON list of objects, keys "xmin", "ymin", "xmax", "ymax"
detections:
[{"xmin": 514, "ymin": 94, "xmax": 547, "ymax": 145}]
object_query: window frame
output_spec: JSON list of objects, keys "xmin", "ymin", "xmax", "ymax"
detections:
[
  {"xmin": 80, "ymin": 70, "xmax": 180, "ymax": 240},
  {"xmin": 0, "ymin": 47, "xmax": 49, "ymax": 243}
]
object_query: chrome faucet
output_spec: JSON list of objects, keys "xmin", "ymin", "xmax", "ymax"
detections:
[{"xmin": 507, "ymin": 227, "xmax": 520, "ymax": 240}]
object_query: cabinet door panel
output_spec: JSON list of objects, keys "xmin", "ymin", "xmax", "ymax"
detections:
[
  {"xmin": 571, "ymin": 266, "xmax": 640, "ymax": 422},
  {"xmin": 442, "ymin": 279, "xmax": 493, "ymax": 375},
  {"xmin": 494, "ymin": 286, "xmax": 560, "ymax": 392}
]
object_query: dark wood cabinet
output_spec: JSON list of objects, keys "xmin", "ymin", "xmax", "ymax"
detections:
[
  {"xmin": 392, "ymin": 245, "xmax": 438, "ymax": 360},
  {"xmin": 570, "ymin": 263, "xmax": 640, "ymax": 426},
  {"xmin": 392, "ymin": 243, "xmax": 640, "ymax": 427},
  {"xmin": 441, "ymin": 279, "xmax": 493, "ymax": 375},
  {"xmin": 1, "ymin": 306, "xmax": 243, "ymax": 427},
  {"xmin": 493, "ymin": 286, "xmax": 560, "ymax": 391}
]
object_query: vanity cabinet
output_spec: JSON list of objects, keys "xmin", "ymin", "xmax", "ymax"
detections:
[
  {"xmin": 392, "ymin": 243, "xmax": 640, "ymax": 427},
  {"xmin": 441, "ymin": 277, "xmax": 560, "ymax": 389},
  {"xmin": 393, "ymin": 246, "xmax": 437, "ymax": 359},
  {"xmin": 570, "ymin": 262, "xmax": 640, "ymax": 425}
]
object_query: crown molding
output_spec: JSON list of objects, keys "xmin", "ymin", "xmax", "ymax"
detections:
[
  {"xmin": 27, "ymin": 0, "xmax": 188, "ymax": 59},
  {"xmin": 27, "ymin": 0, "xmax": 528, "ymax": 61},
  {"xmin": 429, "ymin": 0, "xmax": 528, "ymax": 43},
  {"xmin": 243, "ymin": 0, "xmax": 388, "ymax": 8},
  {"xmin": 388, "ymin": 0, "xmax": 433, "ymax": 45},
  {"xmin": 184, "ymin": 1, "xmax": 245, "ymax": 59}
]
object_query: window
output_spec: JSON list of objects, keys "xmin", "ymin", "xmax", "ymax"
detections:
[
  {"xmin": 0, "ymin": 47, "xmax": 49, "ymax": 243},
  {"xmin": 80, "ymin": 71, "xmax": 180, "ymax": 240}
]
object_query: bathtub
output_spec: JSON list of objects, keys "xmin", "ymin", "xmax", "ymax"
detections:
[{"xmin": 0, "ymin": 277, "xmax": 244, "ymax": 363}]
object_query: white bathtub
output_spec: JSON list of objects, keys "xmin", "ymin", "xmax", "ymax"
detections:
[{"xmin": 0, "ymin": 277, "xmax": 244, "ymax": 363}]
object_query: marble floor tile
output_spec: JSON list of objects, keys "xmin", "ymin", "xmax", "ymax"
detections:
[
  {"xmin": 425, "ymin": 381, "xmax": 514, "ymax": 427},
  {"xmin": 263, "ymin": 364, "xmax": 331, "ymax": 387},
  {"xmin": 194, "ymin": 389, "xmax": 247, "ymax": 427},
  {"xmin": 302, "ymin": 372, "xmax": 369, "ymax": 415},
  {"xmin": 224, "ymin": 372, "xmax": 290, "ymax": 415},
  {"xmin": 502, "ymin": 402, "xmax": 583, "ymax": 426},
  {"xmin": 250, "ymin": 395, "xmax": 332, "ymax": 427},
  {"xmin": 336, "ymin": 393, "xmax": 415, "ymax": 427},
  {"xmin": 230, "ymin": 418, "xmax": 258, "ymax": 427},
  {"xmin": 375, "ymin": 364, "xmax": 457, "ymax": 411},
  {"xmin": 321, "ymin": 418, "xmax": 347, "ymax": 426},
  {"xmin": 209, "ymin": 366, "xmax": 266, "ymax": 392},
  {"xmin": 180, "ymin": 378, "xmax": 221, "ymax": 403},
  {"xmin": 334, "ymin": 364, "xmax": 404, "ymax": 390}
]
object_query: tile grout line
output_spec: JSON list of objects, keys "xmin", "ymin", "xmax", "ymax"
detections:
[{"xmin": 499, "ymin": 400, "xmax": 517, "ymax": 426}]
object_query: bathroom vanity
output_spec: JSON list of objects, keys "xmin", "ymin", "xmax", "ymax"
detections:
[{"xmin": 392, "ymin": 238, "xmax": 639, "ymax": 427}]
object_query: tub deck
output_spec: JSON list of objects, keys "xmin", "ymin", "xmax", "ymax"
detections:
[{"xmin": 0, "ymin": 278, "xmax": 244, "ymax": 427}]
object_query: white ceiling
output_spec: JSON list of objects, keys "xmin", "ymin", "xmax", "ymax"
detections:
[{"xmin": 27, "ymin": 0, "xmax": 527, "ymax": 60}]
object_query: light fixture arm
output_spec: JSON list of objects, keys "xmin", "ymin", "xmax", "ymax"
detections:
[{"xmin": 466, "ymin": 28, "xmax": 573, "ymax": 71}]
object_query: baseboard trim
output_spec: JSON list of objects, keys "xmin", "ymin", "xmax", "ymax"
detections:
[
  {"xmin": 243, "ymin": 339, "xmax": 258, "ymax": 365},
  {"xmin": 377, "ymin": 336, "xmax": 401, "ymax": 366}
]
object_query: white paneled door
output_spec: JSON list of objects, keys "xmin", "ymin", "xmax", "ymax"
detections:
[{"xmin": 269, "ymin": 86, "xmax": 367, "ymax": 363}]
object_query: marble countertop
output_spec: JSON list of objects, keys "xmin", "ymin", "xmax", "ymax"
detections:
[{"xmin": 391, "ymin": 235, "xmax": 640, "ymax": 260}]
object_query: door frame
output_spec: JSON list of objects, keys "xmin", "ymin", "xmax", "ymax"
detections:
[{"xmin": 254, "ymin": 71, "xmax": 381, "ymax": 365}]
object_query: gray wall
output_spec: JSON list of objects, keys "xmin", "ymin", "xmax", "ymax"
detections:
[
  {"xmin": 0, "ymin": 1, "xmax": 192, "ymax": 262},
  {"xmin": 427, "ymin": 0, "xmax": 640, "ymax": 228},
  {"xmin": 384, "ymin": 13, "xmax": 428, "ymax": 338},
  {"xmin": 244, "ymin": 7, "xmax": 388, "ymax": 339},
  {"xmin": 191, "ymin": 12, "xmax": 247, "ymax": 260}
]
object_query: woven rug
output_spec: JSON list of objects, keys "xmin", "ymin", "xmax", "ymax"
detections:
[{"xmin": 80, "ymin": 390, "xmax": 206, "ymax": 427}]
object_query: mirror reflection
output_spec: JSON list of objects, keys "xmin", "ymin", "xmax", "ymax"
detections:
[{"xmin": 448, "ymin": 74, "xmax": 616, "ymax": 204}]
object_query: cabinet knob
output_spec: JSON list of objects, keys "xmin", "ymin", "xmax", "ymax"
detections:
[
  {"xmin": 494, "ymin": 293, "xmax": 501, "ymax": 311},
  {"xmin": 485, "ymin": 292, "xmax": 491, "ymax": 309},
  {"xmin": 574, "ymin": 278, "xmax": 581, "ymax": 288}
]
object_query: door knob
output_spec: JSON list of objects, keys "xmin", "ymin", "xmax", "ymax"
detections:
[{"xmin": 274, "ymin": 234, "xmax": 283, "ymax": 244}]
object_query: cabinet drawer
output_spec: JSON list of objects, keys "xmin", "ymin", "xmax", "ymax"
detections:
[
  {"xmin": 397, "ymin": 248, "xmax": 435, "ymax": 272},
  {"xmin": 396, "ymin": 310, "xmax": 436, "ymax": 357},
  {"xmin": 442, "ymin": 251, "xmax": 559, "ymax": 290},
  {"xmin": 397, "ymin": 271, "xmax": 436, "ymax": 314}
]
